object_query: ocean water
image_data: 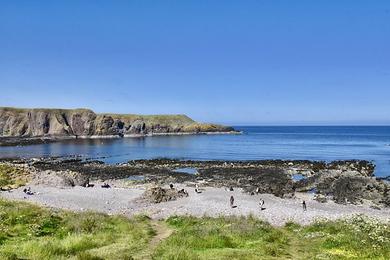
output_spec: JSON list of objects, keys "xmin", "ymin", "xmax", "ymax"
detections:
[{"xmin": 0, "ymin": 126, "xmax": 389, "ymax": 177}]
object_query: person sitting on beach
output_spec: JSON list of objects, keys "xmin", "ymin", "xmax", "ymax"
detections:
[
  {"xmin": 101, "ymin": 183, "xmax": 111, "ymax": 188},
  {"xmin": 170, "ymin": 183, "xmax": 174, "ymax": 189},
  {"xmin": 302, "ymin": 200, "xmax": 307, "ymax": 211},
  {"xmin": 178, "ymin": 189, "xmax": 189, "ymax": 197},
  {"xmin": 229, "ymin": 186, "xmax": 234, "ymax": 191},
  {"xmin": 23, "ymin": 187, "xmax": 34, "ymax": 195},
  {"xmin": 230, "ymin": 195, "xmax": 235, "ymax": 208}
]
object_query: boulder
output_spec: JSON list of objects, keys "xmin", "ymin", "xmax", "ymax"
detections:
[{"xmin": 142, "ymin": 186, "xmax": 188, "ymax": 203}]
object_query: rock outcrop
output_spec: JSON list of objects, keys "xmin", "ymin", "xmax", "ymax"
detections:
[
  {"xmin": 0, "ymin": 107, "xmax": 235, "ymax": 138},
  {"xmin": 293, "ymin": 161, "xmax": 389, "ymax": 207}
]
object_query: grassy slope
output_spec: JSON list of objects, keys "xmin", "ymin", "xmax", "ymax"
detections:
[
  {"xmin": 0, "ymin": 107, "xmax": 93, "ymax": 114},
  {"xmin": 0, "ymin": 164, "xmax": 30, "ymax": 191},
  {"xmin": 103, "ymin": 114, "xmax": 196, "ymax": 126},
  {"xmin": 155, "ymin": 216, "xmax": 390, "ymax": 259},
  {"xmin": 0, "ymin": 199, "xmax": 388, "ymax": 259},
  {"xmin": 0, "ymin": 199, "xmax": 155, "ymax": 260}
]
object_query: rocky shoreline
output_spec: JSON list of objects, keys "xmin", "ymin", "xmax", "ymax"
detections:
[
  {"xmin": 1, "ymin": 157, "xmax": 389, "ymax": 225},
  {"xmin": 1, "ymin": 157, "xmax": 388, "ymax": 208},
  {"xmin": 0, "ymin": 130, "xmax": 241, "ymax": 146}
]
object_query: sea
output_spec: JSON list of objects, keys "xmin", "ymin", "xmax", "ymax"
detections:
[{"xmin": 0, "ymin": 126, "xmax": 389, "ymax": 177}]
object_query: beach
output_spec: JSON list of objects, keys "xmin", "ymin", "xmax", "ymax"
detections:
[{"xmin": 2, "ymin": 182, "xmax": 389, "ymax": 226}]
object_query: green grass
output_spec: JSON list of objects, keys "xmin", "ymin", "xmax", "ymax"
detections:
[
  {"xmin": 0, "ymin": 164, "xmax": 29, "ymax": 190},
  {"xmin": 0, "ymin": 199, "xmax": 388, "ymax": 260},
  {"xmin": 102, "ymin": 114, "xmax": 196, "ymax": 126},
  {"xmin": 153, "ymin": 215, "xmax": 390, "ymax": 259},
  {"xmin": 0, "ymin": 199, "xmax": 154, "ymax": 259},
  {"xmin": 0, "ymin": 107, "xmax": 93, "ymax": 113}
]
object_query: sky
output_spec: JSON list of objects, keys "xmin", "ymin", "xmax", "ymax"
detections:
[{"xmin": 0, "ymin": 1, "xmax": 389, "ymax": 125}]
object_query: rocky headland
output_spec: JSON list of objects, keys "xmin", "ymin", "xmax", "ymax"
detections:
[{"xmin": 0, "ymin": 107, "xmax": 237, "ymax": 145}]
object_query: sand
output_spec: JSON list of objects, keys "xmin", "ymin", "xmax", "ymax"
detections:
[{"xmin": 1, "ymin": 183, "xmax": 389, "ymax": 226}]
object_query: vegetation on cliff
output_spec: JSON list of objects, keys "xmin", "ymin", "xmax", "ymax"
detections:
[{"xmin": 0, "ymin": 164, "xmax": 30, "ymax": 191}]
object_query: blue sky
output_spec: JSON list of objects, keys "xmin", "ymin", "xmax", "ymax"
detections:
[{"xmin": 0, "ymin": 1, "xmax": 389, "ymax": 125}]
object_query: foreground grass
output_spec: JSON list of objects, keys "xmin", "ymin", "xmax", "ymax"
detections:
[
  {"xmin": 0, "ymin": 199, "xmax": 389, "ymax": 259},
  {"xmin": 0, "ymin": 199, "xmax": 155, "ymax": 259},
  {"xmin": 154, "ymin": 215, "xmax": 390, "ymax": 259}
]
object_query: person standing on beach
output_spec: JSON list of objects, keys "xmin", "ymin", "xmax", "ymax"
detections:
[
  {"xmin": 230, "ymin": 195, "xmax": 235, "ymax": 208},
  {"xmin": 259, "ymin": 199, "xmax": 265, "ymax": 210},
  {"xmin": 302, "ymin": 200, "xmax": 307, "ymax": 211}
]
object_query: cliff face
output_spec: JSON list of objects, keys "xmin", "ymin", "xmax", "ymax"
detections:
[{"xmin": 0, "ymin": 107, "xmax": 235, "ymax": 138}]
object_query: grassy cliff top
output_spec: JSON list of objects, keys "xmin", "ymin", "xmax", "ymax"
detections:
[
  {"xmin": 0, "ymin": 107, "xmax": 93, "ymax": 114},
  {"xmin": 0, "ymin": 107, "xmax": 195, "ymax": 123},
  {"xmin": 104, "ymin": 113, "xmax": 196, "ymax": 125}
]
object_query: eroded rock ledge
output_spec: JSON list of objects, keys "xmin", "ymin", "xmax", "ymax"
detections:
[{"xmin": 0, "ymin": 107, "xmax": 236, "ymax": 142}]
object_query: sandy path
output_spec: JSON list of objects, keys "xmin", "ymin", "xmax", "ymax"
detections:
[{"xmin": 1, "ymin": 184, "xmax": 389, "ymax": 226}]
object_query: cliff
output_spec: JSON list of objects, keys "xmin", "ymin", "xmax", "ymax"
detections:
[{"xmin": 0, "ymin": 107, "xmax": 235, "ymax": 138}]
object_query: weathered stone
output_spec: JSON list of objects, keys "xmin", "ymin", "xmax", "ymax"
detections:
[
  {"xmin": 0, "ymin": 107, "xmax": 235, "ymax": 140},
  {"xmin": 142, "ymin": 186, "xmax": 188, "ymax": 203}
]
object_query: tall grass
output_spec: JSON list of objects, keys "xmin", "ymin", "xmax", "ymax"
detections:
[
  {"xmin": 154, "ymin": 215, "xmax": 390, "ymax": 259},
  {"xmin": 1, "ymin": 198, "xmax": 388, "ymax": 259},
  {"xmin": 0, "ymin": 164, "xmax": 29, "ymax": 190},
  {"xmin": 0, "ymin": 199, "xmax": 153, "ymax": 259}
]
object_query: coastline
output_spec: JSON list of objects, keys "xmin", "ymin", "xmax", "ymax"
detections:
[
  {"xmin": 0, "ymin": 130, "xmax": 242, "ymax": 146},
  {"xmin": 0, "ymin": 157, "xmax": 388, "ymax": 226}
]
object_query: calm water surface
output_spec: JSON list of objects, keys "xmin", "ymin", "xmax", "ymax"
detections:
[{"xmin": 0, "ymin": 126, "xmax": 389, "ymax": 177}]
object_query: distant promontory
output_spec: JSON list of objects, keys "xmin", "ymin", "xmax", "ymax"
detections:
[{"xmin": 0, "ymin": 107, "xmax": 237, "ymax": 139}]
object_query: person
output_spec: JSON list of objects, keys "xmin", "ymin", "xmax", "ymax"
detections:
[
  {"xmin": 259, "ymin": 199, "xmax": 265, "ymax": 210},
  {"xmin": 101, "ymin": 183, "xmax": 111, "ymax": 188},
  {"xmin": 169, "ymin": 183, "xmax": 174, "ymax": 189},
  {"xmin": 23, "ymin": 187, "xmax": 34, "ymax": 195},
  {"xmin": 229, "ymin": 186, "xmax": 234, "ymax": 191},
  {"xmin": 302, "ymin": 200, "xmax": 307, "ymax": 211},
  {"xmin": 178, "ymin": 189, "xmax": 189, "ymax": 197},
  {"xmin": 230, "ymin": 195, "xmax": 235, "ymax": 208}
]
